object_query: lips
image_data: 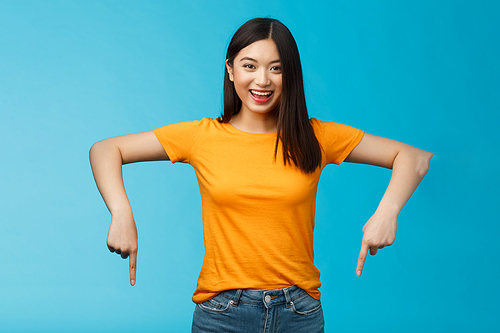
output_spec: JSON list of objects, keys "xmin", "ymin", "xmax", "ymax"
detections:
[{"xmin": 250, "ymin": 89, "xmax": 274, "ymax": 103}]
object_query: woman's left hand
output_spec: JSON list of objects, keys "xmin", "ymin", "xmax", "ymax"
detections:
[
  {"xmin": 345, "ymin": 133, "xmax": 433, "ymax": 276},
  {"xmin": 356, "ymin": 211, "xmax": 398, "ymax": 276}
]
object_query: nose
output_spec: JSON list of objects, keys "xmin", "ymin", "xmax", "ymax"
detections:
[{"xmin": 255, "ymin": 68, "xmax": 271, "ymax": 87}]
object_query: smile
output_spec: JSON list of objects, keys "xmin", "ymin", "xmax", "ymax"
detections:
[{"xmin": 250, "ymin": 89, "xmax": 274, "ymax": 103}]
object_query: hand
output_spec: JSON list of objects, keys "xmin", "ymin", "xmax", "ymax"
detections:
[
  {"xmin": 356, "ymin": 212, "xmax": 397, "ymax": 277},
  {"xmin": 107, "ymin": 214, "xmax": 138, "ymax": 286}
]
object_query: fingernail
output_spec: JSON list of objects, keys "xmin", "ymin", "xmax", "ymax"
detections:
[
  {"xmin": 131, "ymin": 279, "xmax": 135, "ymax": 286},
  {"xmin": 357, "ymin": 270, "xmax": 361, "ymax": 277}
]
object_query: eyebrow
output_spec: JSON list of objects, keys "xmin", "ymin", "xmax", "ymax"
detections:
[{"xmin": 239, "ymin": 57, "xmax": 281, "ymax": 64}]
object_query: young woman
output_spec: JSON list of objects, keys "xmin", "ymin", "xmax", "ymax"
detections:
[{"xmin": 90, "ymin": 18, "xmax": 433, "ymax": 332}]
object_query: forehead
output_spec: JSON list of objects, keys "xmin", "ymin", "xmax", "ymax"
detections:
[{"xmin": 235, "ymin": 39, "xmax": 280, "ymax": 62}]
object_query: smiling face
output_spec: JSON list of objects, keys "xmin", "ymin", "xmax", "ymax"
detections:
[{"xmin": 226, "ymin": 39, "xmax": 282, "ymax": 118}]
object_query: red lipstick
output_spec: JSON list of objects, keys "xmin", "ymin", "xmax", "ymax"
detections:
[{"xmin": 249, "ymin": 89, "xmax": 273, "ymax": 103}]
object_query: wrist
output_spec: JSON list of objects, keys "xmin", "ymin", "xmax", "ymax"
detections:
[
  {"xmin": 110, "ymin": 207, "xmax": 134, "ymax": 221},
  {"xmin": 374, "ymin": 202, "xmax": 400, "ymax": 219}
]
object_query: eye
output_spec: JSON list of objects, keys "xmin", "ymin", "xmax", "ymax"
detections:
[
  {"xmin": 243, "ymin": 64, "xmax": 255, "ymax": 69},
  {"xmin": 271, "ymin": 66, "xmax": 282, "ymax": 72}
]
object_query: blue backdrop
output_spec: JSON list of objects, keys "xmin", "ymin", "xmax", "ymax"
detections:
[{"xmin": 1, "ymin": 1, "xmax": 498, "ymax": 332}]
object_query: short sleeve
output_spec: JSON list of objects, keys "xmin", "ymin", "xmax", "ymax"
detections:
[
  {"xmin": 153, "ymin": 119, "xmax": 204, "ymax": 163},
  {"xmin": 311, "ymin": 118, "xmax": 364, "ymax": 165}
]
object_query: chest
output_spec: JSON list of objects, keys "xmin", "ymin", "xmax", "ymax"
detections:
[{"xmin": 189, "ymin": 134, "xmax": 321, "ymax": 207}]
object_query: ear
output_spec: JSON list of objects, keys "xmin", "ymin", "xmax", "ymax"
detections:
[{"xmin": 226, "ymin": 59, "xmax": 234, "ymax": 81}]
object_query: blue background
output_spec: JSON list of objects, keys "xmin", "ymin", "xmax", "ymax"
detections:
[{"xmin": 1, "ymin": 1, "xmax": 498, "ymax": 332}]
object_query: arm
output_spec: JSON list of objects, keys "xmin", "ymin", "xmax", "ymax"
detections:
[
  {"xmin": 344, "ymin": 133, "xmax": 433, "ymax": 276},
  {"xmin": 89, "ymin": 130, "xmax": 169, "ymax": 285}
]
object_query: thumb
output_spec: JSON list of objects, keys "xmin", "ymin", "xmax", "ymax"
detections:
[{"xmin": 129, "ymin": 251, "xmax": 137, "ymax": 286}]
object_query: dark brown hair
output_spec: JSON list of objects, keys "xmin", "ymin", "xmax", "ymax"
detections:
[{"xmin": 220, "ymin": 18, "xmax": 322, "ymax": 173}]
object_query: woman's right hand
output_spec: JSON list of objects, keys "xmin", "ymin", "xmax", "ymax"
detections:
[
  {"xmin": 90, "ymin": 130, "xmax": 169, "ymax": 287},
  {"xmin": 107, "ymin": 213, "xmax": 138, "ymax": 286}
]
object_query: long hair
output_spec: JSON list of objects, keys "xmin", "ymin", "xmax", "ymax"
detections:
[{"xmin": 220, "ymin": 18, "xmax": 322, "ymax": 173}]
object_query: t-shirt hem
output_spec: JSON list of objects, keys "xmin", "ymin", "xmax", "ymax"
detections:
[
  {"xmin": 153, "ymin": 127, "xmax": 181, "ymax": 163},
  {"xmin": 334, "ymin": 130, "xmax": 365, "ymax": 165}
]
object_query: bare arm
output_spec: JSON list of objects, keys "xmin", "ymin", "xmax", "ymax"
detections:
[
  {"xmin": 344, "ymin": 133, "xmax": 433, "ymax": 276},
  {"xmin": 89, "ymin": 130, "xmax": 169, "ymax": 285}
]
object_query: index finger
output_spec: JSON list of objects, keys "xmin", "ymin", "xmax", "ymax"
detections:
[
  {"xmin": 129, "ymin": 251, "xmax": 137, "ymax": 286},
  {"xmin": 356, "ymin": 242, "xmax": 369, "ymax": 277}
]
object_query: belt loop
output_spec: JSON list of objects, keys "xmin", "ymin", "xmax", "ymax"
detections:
[
  {"xmin": 232, "ymin": 289, "xmax": 243, "ymax": 306},
  {"xmin": 283, "ymin": 287, "xmax": 292, "ymax": 304}
]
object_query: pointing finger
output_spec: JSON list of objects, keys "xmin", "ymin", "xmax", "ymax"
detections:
[
  {"xmin": 357, "ymin": 242, "xmax": 369, "ymax": 277},
  {"xmin": 129, "ymin": 251, "xmax": 137, "ymax": 286}
]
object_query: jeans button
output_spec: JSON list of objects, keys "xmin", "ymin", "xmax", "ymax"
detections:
[{"xmin": 264, "ymin": 295, "xmax": 271, "ymax": 303}]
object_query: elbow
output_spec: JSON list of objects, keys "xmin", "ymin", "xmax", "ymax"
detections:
[
  {"xmin": 89, "ymin": 140, "xmax": 105, "ymax": 161},
  {"xmin": 89, "ymin": 141, "xmax": 98, "ymax": 161},
  {"xmin": 89, "ymin": 138, "xmax": 122, "ymax": 164},
  {"xmin": 416, "ymin": 150, "xmax": 434, "ymax": 179}
]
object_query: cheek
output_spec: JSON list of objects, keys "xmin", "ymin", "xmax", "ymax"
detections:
[
  {"xmin": 233, "ymin": 80, "xmax": 248, "ymax": 97},
  {"xmin": 275, "ymin": 83, "xmax": 283, "ymax": 99},
  {"xmin": 233, "ymin": 72, "xmax": 248, "ymax": 88},
  {"xmin": 275, "ymin": 78, "xmax": 283, "ymax": 94}
]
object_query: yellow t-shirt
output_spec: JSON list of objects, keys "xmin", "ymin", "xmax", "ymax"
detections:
[{"xmin": 153, "ymin": 117, "xmax": 364, "ymax": 303}]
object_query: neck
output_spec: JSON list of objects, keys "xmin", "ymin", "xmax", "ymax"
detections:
[{"xmin": 229, "ymin": 110, "xmax": 277, "ymax": 134}]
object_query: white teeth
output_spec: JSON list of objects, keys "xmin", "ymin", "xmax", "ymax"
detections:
[{"xmin": 251, "ymin": 90, "xmax": 272, "ymax": 96}]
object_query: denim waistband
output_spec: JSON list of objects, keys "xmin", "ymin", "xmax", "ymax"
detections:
[{"xmin": 218, "ymin": 285, "xmax": 307, "ymax": 309}]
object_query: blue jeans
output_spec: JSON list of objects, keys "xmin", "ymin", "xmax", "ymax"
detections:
[{"xmin": 192, "ymin": 286, "xmax": 324, "ymax": 333}]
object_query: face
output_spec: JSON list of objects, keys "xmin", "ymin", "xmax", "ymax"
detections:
[{"xmin": 226, "ymin": 39, "xmax": 282, "ymax": 117}]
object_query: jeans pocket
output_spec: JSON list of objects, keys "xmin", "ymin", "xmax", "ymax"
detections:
[
  {"xmin": 197, "ymin": 293, "xmax": 233, "ymax": 313},
  {"xmin": 290, "ymin": 292, "xmax": 322, "ymax": 315}
]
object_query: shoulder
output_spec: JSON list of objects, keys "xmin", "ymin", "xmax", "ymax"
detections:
[
  {"xmin": 154, "ymin": 117, "xmax": 216, "ymax": 132},
  {"xmin": 310, "ymin": 118, "xmax": 362, "ymax": 137},
  {"xmin": 193, "ymin": 117, "xmax": 225, "ymax": 129},
  {"xmin": 309, "ymin": 118, "xmax": 344, "ymax": 130},
  {"xmin": 152, "ymin": 118, "xmax": 220, "ymax": 163},
  {"xmin": 310, "ymin": 118, "xmax": 365, "ymax": 165},
  {"xmin": 153, "ymin": 117, "xmax": 232, "ymax": 144}
]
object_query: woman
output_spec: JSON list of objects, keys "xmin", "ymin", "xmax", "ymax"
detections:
[{"xmin": 90, "ymin": 18, "xmax": 433, "ymax": 332}]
